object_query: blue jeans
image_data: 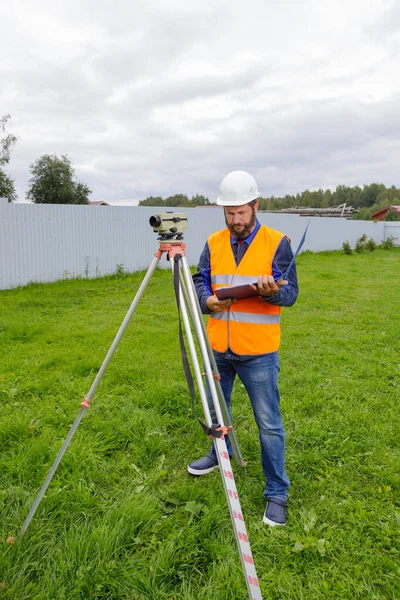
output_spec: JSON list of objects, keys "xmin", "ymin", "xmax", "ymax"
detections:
[{"xmin": 207, "ymin": 350, "xmax": 290, "ymax": 501}]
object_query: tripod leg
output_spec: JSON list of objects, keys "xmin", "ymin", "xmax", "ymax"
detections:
[
  {"xmin": 178, "ymin": 268, "xmax": 246, "ymax": 466},
  {"xmin": 175, "ymin": 258, "xmax": 262, "ymax": 600},
  {"xmin": 169, "ymin": 261, "xmax": 213, "ymax": 426},
  {"xmin": 18, "ymin": 255, "xmax": 161, "ymax": 538},
  {"xmin": 84, "ymin": 255, "xmax": 162, "ymax": 402},
  {"xmin": 18, "ymin": 406, "xmax": 86, "ymax": 538},
  {"xmin": 179, "ymin": 255, "xmax": 240, "ymax": 430},
  {"xmin": 172, "ymin": 261, "xmax": 224, "ymax": 426}
]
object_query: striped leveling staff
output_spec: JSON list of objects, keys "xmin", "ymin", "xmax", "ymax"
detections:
[
  {"xmin": 215, "ymin": 437, "xmax": 262, "ymax": 600},
  {"xmin": 179, "ymin": 254, "xmax": 263, "ymax": 600}
]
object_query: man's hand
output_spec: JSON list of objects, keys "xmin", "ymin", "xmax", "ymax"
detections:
[
  {"xmin": 206, "ymin": 295, "xmax": 236, "ymax": 312},
  {"xmin": 250, "ymin": 275, "xmax": 288, "ymax": 298}
]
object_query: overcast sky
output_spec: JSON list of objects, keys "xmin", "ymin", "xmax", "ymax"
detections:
[{"xmin": 1, "ymin": 0, "xmax": 400, "ymax": 205}]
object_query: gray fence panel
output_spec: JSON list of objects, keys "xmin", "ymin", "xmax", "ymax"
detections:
[
  {"xmin": 1, "ymin": 198, "xmax": 397, "ymax": 291},
  {"xmin": 383, "ymin": 222, "xmax": 400, "ymax": 242}
]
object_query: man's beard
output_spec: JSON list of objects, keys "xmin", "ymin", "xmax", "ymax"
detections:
[{"xmin": 225, "ymin": 207, "xmax": 257, "ymax": 240}]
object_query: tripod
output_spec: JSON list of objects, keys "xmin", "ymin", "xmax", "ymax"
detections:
[{"xmin": 17, "ymin": 228, "xmax": 263, "ymax": 600}]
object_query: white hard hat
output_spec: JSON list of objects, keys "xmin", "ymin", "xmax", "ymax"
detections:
[{"xmin": 217, "ymin": 171, "xmax": 261, "ymax": 206}]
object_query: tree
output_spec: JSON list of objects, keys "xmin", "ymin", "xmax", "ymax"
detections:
[
  {"xmin": 0, "ymin": 169, "xmax": 17, "ymax": 202},
  {"xmin": 323, "ymin": 189, "xmax": 333, "ymax": 206},
  {"xmin": 347, "ymin": 185, "xmax": 363, "ymax": 208},
  {"xmin": 138, "ymin": 196, "xmax": 164, "ymax": 206},
  {"xmin": 353, "ymin": 207, "xmax": 372, "ymax": 221},
  {"xmin": 139, "ymin": 193, "xmax": 195, "ymax": 207},
  {"xmin": 26, "ymin": 154, "xmax": 91, "ymax": 204},
  {"xmin": 331, "ymin": 185, "xmax": 350, "ymax": 206},
  {"xmin": 0, "ymin": 114, "xmax": 18, "ymax": 202},
  {"xmin": 190, "ymin": 194, "xmax": 211, "ymax": 206},
  {"xmin": 384, "ymin": 208, "xmax": 400, "ymax": 221},
  {"xmin": 164, "ymin": 194, "xmax": 190, "ymax": 206},
  {"xmin": 360, "ymin": 183, "xmax": 386, "ymax": 207},
  {"xmin": 0, "ymin": 115, "xmax": 18, "ymax": 166}
]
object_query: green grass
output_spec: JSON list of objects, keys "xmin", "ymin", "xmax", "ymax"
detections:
[{"xmin": 0, "ymin": 248, "xmax": 399, "ymax": 600}]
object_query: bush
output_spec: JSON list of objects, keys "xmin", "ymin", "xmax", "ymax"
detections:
[
  {"xmin": 380, "ymin": 235, "xmax": 397, "ymax": 249},
  {"xmin": 355, "ymin": 234, "xmax": 368, "ymax": 253},
  {"xmin": 365, "ymin": 238, "xmax": 377, "ymax": 252},
  {"xmin": 342, "ymin": 241, "xmax": 353, "ymax": 255},
  {"xmin": 115, "ymin": 264, "xmax": 125, "ymax": 277},
  {"xmin": 347, "ymin": 234, "xmax": 377, "ymax": 254}
]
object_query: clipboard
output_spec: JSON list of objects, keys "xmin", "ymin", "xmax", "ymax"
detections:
[{"xmin": 215, "ymin": 284, "xmax": 259, "ymax": 300}]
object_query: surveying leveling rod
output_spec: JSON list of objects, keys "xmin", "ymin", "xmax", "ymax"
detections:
[
  {"xmin": 173, "ymin": 255, "xmax": 261, "ymax": 600},
  {"xmin": 172, "ymin": 252, "xmax": 262, "ymax": 600}
]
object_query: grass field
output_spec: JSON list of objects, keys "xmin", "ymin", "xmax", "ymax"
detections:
[{"xmin": 0, "ymin": 248, "xmax": 399, "ymax": 599}]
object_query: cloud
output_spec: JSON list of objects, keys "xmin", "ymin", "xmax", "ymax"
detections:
[{"xmin": 1, "ymin": 0, "xmax": 400, "ymax": 203}]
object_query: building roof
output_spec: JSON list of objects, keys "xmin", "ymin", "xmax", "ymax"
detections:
[
  {"xmin": 89, "ymin": 200, "xmax": 110, "ymax": 206},
  {"xmin": 371, "ymin": 205, "xmax": 400, "ymax": 219}
]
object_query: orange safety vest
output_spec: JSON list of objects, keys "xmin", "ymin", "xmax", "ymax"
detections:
[{"xmin": 207, "ymin": 225, "xmax": 285, "ymax": 355}]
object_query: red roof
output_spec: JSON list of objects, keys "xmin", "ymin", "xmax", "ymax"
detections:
[
  {"xmin": 371, "ymin": 205, "xmax": 400, "ymax": 220},
  {"xmin": 89, "ymin": 200, "xmax": 110, "ymax": 206}
]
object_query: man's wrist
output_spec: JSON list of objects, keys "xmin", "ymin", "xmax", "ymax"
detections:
[{"xmin": 262, "ymin": 290, "xmax": 281, "ymax": 302}]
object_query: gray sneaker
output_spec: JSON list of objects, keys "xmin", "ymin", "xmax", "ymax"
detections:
[
  {"xmin": 187, "ymin": 452, "xmax": 219, "ymax": 476},
  {"xmin": 263, "ymin": 496, "xmax": 288, "ymax": 527}
]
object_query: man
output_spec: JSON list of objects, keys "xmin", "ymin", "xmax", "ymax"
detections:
[{"xmin": 187, "ymin": 170, "xmax": 298, "ymax": 527}]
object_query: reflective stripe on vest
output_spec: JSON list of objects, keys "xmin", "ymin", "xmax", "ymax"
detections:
[
  {"xmin": 207, "ymin": 225, "xmax": 285, "ymax": 355},
  {"xmin": 209, "ymin": 311, "xmax": 280, "ymax": 325},
  {"xmin": 211, "ymin": 274, "xmax": 256, "ymax": 286}
]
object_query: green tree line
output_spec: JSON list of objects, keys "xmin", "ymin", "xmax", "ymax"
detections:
[
  {"xmin": 139, "ymin": 194, "xmax": 212, "ymax": 207},
  {"xmin": 139, "ymin": 184, "xmax": 400, "ymax": 220}
]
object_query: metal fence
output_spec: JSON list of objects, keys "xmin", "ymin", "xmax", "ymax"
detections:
[{"xmin": 0, "ymin": 198, "xmax": 398, "ymax": 290}]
